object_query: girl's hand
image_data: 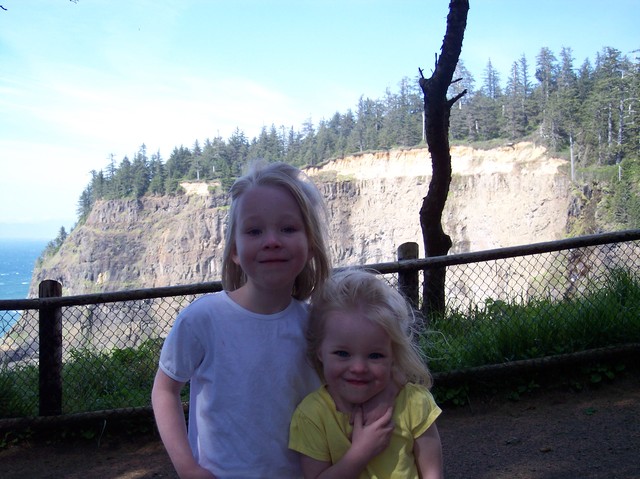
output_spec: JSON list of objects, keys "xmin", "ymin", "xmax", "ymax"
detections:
[
  {"xmin": 152, "ymin": 370, "xmax": 216, "ymax": 479},
  {"xmin": 299, "ymin": 405, "xmax": 395, "ymax": 478},
  {"xmin": 349, "ymin": 405, "xmax": 394, "ymax": 462}
]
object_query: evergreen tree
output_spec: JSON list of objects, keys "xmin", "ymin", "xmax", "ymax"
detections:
[
  {"xmin": 89, "ymin": 169, "xmax": 107, "ymax": 202},
  {"xmin": 588, "ymin": 48, "xmax": 628, "ymax": 164},
  {"xmin": 448, "ymin": 60, "xmax": 476, "ymax": 140},
  {"xmin": 164, "ymin": 146, "xmax": 192, "ymax": 193},
  {"xmin": 202, "ymin": 135, "xmax": 226, "ymax": 179},
  {"xmin": 131, "ymin": 144, "xmax": 150, "ymax": 198},
  {"xmin": 247, "ymin": 124, "xmax": 283, "ymax": 163},
  {"xmin": 575, "ymin": 58, "xmax": 595, "ymax": 166},
  {"xmin": 105, "ymin": 153, "xmax": 117, "ymax": 198},
  {"xmin": 471, "ymin": 60, "xmax": 503, "ymax": 140},
  {"xmin": 555, "ymin": 47, "xmax": 580, "ymax": 175},
  {"xmin": 148, "ymin": 151, "xmax": 166, "ymax": 195},
  {"xmin": 42, "ymin": 226, "xmax": 68, "ymax": 258},
  {"xmin": 519, "ymin": 54, "xmax": 534, "ymax": 134},
  {"xmin": 609, "ymin": 158, "xmax": 640, "ymax": 228},
  {"xmin": 535, "ymin": 47, "xmax": 559, "ymax": 148},
  {"xmin": 338, "ymin": 110, "xmax": 357, "ymax": 154},
  {"xmin": 77, "ymin": 185, "xmax": 93, "ymax": 219},
  {"xmin": 503, "ymin": 60, "xmax": 526, "ymax": 139},
  {"xmin": 298, "ymin": 118, "xmax": 318, "ymax": 166},
  {"xmin": 284, "ymin": 126, "xmax": 303, "ymax": 166},
  {"xmin": 314, "ymin": 118, "xmax": 336, "ymax": 162},
  {"xmin": 535, "ymin": 47, "xmax": 558, "ymax": 101},
  {"xmin": 219, "ymin": 128, "xmax": 248, "ymax": 188},
  {"xmin": 626, "ymin": 51, "xmax": 640, "ymax": 160},
  {"xmin": 112, "ymin": 156, "xmax": 134, "ymax": 198},
  {"xmin": 105, "ymin": 153, "xmax": 117, "ymax": 181},
  {"xmin": 482, "ymin": 59, "xmax": 502, "ymax": 99},
  {"xmin": 349, "ymin": 96, "xmax": 382, "ymax": 152},
  {"xmin": 189, "ymin": 139, "xmax": 203, "ymax": 180},
  {"xmin": 379, "ymin": 78, "xmax": 422, "ymax": 148}
]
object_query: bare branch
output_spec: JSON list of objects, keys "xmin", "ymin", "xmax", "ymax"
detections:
[{"xmin": 447, "ymin": 89, "xmax": 468, "ymax": 108}]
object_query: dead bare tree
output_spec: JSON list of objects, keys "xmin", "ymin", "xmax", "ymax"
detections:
[{"xmin": 419, "ymin": 0, "xmax": 469, "ymax": 317}]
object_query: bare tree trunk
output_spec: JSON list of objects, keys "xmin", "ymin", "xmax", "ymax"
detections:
[{"xmin": 419, "ymin": 0, "xmax": 469, "ymax": 317}]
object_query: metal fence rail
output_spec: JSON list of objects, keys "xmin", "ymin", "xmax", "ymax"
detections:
[{"xmin": 1, "ymin": 229, "xmax": 639, "ymax": 428}]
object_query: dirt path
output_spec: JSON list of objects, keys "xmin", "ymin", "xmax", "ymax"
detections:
[
  {"xmin": 439, "ymin": 374, "xmax": 640, "ymax": 478},
  {"xmin": 1, "ymin": 374, "xmax": 639, "ymax": 479}
]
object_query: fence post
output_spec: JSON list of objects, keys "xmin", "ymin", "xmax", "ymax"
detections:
[
  {"xmin": 39, "ymin": 280, "xmax": 63, "ymax": 416},
  {"xmin": 398, "ymin": 242, "xmax": 419, "ymax": 309}
]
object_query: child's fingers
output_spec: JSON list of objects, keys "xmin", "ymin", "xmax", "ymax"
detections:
[
  {"xmin": 351, "ymin": 405, "xmax": 361, "ymax": 424},
  {"xmin": 353, "ymin": 405, "xmax": 363, "ymax": 422},
  {"xmin": 349, "ymin": 406, "xmax": 364, "ymax": 437}
]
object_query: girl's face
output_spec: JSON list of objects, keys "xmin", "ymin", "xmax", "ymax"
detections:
[
  {"xmin": 232, "ymin": 185, "xmax": 312, "ymax": 297},
  {"xmin": 317, "ymin": 308, "xmax": 394, "ymax": 413}
]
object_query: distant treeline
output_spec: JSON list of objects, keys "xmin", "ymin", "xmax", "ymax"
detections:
[{"xmin": 75, "ymin": 46, "xmax": 639, "ymax": 226}]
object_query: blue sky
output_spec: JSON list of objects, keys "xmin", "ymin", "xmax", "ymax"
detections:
[{"xmin": 1, "ymin": 0, "xmax": 638, "ymax": 239}]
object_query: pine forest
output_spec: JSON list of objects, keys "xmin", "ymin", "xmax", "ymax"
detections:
[{"xmin": 75, "ymin": 46, "xmax": 640, "ymax": 232}]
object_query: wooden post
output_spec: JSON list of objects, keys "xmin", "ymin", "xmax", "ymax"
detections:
[
  {"xmin": 398, "ymin": 242, "xmax": 419, "ymax": 309},
  {"xmin": 39, "ymin": 280, "xmax": 63, "ymax": 416}
]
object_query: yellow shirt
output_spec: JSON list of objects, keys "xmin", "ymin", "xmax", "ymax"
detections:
[{"xmin": 289, "ymin": 382, "xmax": 441, "ymax": 478}]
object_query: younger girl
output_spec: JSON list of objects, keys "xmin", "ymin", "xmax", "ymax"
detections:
[
  {"xmin": 152, "ymin": 162, "xmax": 331, "ymax": 478},
  {"xmin": 289, "ymin": 269, "xmax": 443, "ymax": 479}
]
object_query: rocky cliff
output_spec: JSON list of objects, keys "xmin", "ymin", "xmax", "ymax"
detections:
[{"xmin": 30, "ymin": 142, "xmax": 571, "ymax": 296}]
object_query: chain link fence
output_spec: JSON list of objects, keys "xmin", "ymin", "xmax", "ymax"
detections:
[
  {"xmin": 1, "ymin": 230, "xmax": 639, "ymax": 428},
  {"xmin": 428, "ymin": 242, "xmax": 640, "ymax": 372}
]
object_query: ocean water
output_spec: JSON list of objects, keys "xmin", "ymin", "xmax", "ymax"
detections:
[
  {"xmin": 0, "ymin": 238, "xmax": 48, "ymax": 300},
  {"xmin": 0, "ymin": 238, "xmax": 48, "ymax": 335}
]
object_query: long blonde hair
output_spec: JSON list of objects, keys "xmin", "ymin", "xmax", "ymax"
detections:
[
  {"xmin": 307, "ymin": 269, "xmax": 432, "ymax": 388},
  {"xmin": 221, "ymin": 162, "xmax": 331, "ymax": 300}
]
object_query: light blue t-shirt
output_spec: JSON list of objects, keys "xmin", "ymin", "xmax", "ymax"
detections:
[{"xmin": 159, "ymin": 291, "xmax": 320, "ymax": 478}]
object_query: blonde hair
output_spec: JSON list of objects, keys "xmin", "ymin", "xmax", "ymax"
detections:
[
  {"xmin": 307, "ymin": 269, "xmax": 432, "ymax": 388},
  {"xmin": 221, "ymin": 162, "xmax": 331, "ymax": 300}
]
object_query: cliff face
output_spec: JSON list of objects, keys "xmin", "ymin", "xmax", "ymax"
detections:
[
  {"xmin": 32, "ymin": 194, "xmax": 229, "ymax": 295},
  {"xmin": 31, "ymin": 142, "xmax": 571, "ymax": 296}
]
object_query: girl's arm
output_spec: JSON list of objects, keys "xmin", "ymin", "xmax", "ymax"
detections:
[
  {"xmin": 151, "ymin": 369, "xmax": 215, "ymax": 479},
  {"xmin": 299, "ymin": 406, "xmax": 394, "ymax": 479},
  {"xmin": 413, "ymin": 423, "xmax": 444, "ymax": 479}
]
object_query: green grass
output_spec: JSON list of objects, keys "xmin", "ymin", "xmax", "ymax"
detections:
[
  {"xmin": 62, "ymin": 339, "xmax": 163, "ymax": 413},
  {"xmin": 424, "ymin": 267, "xmax": 640, "ymax": 372},
  {"xmin": 0, "ymin": 338, "xmax": 187, "ymax": 418},
  {"xmin": 0, "ymin": 363, "xmax": 39, "ymax": 417}
]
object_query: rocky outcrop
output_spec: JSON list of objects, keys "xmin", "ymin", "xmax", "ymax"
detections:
[
  {"xmin": 31, "ymin": 194, "xmax": 229, "ymax": 295},
  {"xmin": 30, "ymin": 142, "xmax": 571, "ymax": 296}
]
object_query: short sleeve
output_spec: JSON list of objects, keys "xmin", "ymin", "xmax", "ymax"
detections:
[
  {"xmin": 404, "ymin": 383, "xmax": 442, "ymax": 439},
  {"xmin": 158, "ymin": 308, "xmax": 206, "ymax": 382},
  {"xmin": 289, "ymin": 401, "xmax": 332, "ymax": 462}
]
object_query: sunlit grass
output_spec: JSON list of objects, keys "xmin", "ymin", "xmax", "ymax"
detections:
[
  {"xmin": 424, "ymin": 267, "xmax": 640, "ymax": 373},
  {"xmin": 0, "ymin": 338, "xmax": 174, "ymax": 418}
]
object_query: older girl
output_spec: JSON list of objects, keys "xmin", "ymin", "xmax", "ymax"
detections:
[{"xmin": 152, "ymin": 162, "xmax": 331, "ymax": 478}]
